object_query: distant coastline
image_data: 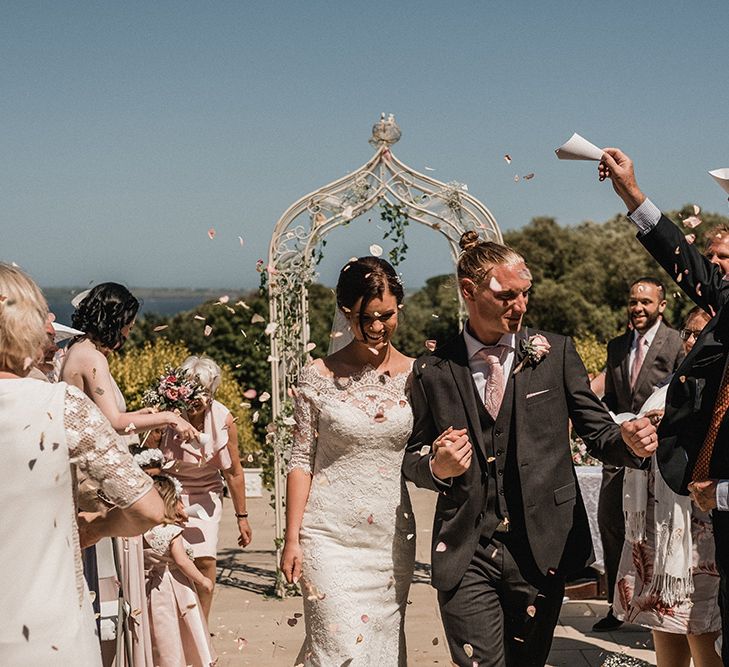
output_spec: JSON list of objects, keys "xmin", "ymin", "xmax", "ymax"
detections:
[{"xmin": 44, "ymin": 286, "xmax": 244, "ymax": 325}]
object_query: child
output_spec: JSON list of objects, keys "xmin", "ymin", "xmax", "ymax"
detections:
[{"xmin": 143, "ymin": 475, "xmax": 216, "ymax": 667}]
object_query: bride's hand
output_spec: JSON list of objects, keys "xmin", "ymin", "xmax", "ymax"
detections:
[
  {"xmin": 280, "ymin": 540, "xmax": 303, "ymax": 584},
  {"xmin": 170, "ymin": 414, "xmax": 199, "ymax": 442}
]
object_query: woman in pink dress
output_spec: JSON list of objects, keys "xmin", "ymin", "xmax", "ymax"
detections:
[
  {"xmin": 61, "ymin": 283, "xmax": 199, "ymax": 666},
  {"xmin": 144, "ymin": 475, "xmax": 216, "ymax": 667},
  {"xmin": 161, "ymin": 355, "xmax": 252, "ymax": 621}
]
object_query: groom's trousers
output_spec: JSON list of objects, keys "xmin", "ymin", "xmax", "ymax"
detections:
[{"xmin": 437, "ymin": 530, "xmax": 565, "ymax": 667}]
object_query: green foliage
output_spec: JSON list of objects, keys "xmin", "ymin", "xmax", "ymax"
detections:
[
  {"xmin": 109, "ymin": 338, "xmax": 259, "ymax": 462},
  {"xmin": 380, "ymin": 201, "xmax": 410, "ymax": 266}
]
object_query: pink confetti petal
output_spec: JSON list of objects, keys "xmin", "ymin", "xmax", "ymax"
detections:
[
  {"xmin": 204, "ymin": 325, "xmax": 213, "ymax": 336},
  {"xmin": 305, "ymin": 342, "xmax": 317, "ymax": 352},
  {"xmin": 243, "ymin": 389, "xmax": 257, "ymax": 400},
  {"xmin": 424, "ymin": 340, "xmax": 437, "ymax": 351},
  {"xmin": 367, "ymin": 514, "xmax": 374, "ymax": 524},
  {"xmin": 251, "ymin": 313, "xmax": 265, "ymax": 324},
  {"xmin": 682, "ymin": 215, "xmax": 702, "ymax": 228},
  {"xmin": 207, "ymin": 227, "xmax": 216, "ymax": 240},
  {"xmin": 693, "ymin": 204, "xmax": 701, "ymax": 216},
  {"xmin": 435, "ymin": 542, "xmax": 447, "ymax": 552},
  {"xmin": 361, "ymin": 614, "xmax": 369, "ymax": 623},
  {"xmin": 685, "ymin": 233, "xmax": 696, "ymax": 244}
]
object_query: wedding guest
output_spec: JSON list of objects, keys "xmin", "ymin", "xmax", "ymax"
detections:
[
  {"xmin": 615, "ymin": 306, "xmax": 721, "ymax": 667},
  {"xmin": 160, "ymin": 355, "xmax": 252, "ymax": 621},
  {"xmin": 595, "ymin": 277, "xmax": 684, "ymax": 632},
  {"xmin": 0, "ymin": 262, "xmax": 164, "ymax": 666},
  {"xmin": 143, "ymin": 475, "xmax": 216, "ymax": 667},
  {"xmin": 704, "ymin": 224, "xmax": 729, "ymax": 276},
  {"xmin": 61, "ymin": 282, "xmax": 198, "ymax": 667},
  {"xmin": 599, "ymin": 147, "xmax": 729, "ymax": 664},
  {"xmin": 281, "ymin": 256, "xmax": 421, "ymax": 665}
]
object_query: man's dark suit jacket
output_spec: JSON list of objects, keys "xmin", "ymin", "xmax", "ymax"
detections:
[
  {"xmin": 603, "ymin": 320, "xmax": 685, "ymax": 415},
  {"xmin": 638, "ymin": 216, "xmax": 729, "ymax": 494},
  {"xmin": 402, "ymin": 330, "xmax": 642, "ymax": 592}
]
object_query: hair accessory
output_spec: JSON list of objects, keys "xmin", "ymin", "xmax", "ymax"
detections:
[
  {"xmin": 70, "ymin": 288, "xmax": 92, "ymax": 309},
  {"xmin": 133, "ymin": 448, "xmax": 165, "ymax": 468},
  {"xmin": 163, "ymin": 474, "xmax": 183, "ymax": 499}
]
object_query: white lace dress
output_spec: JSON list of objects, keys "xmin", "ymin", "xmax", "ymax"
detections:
[{"xmin": 289, "ymin": 364, "xmax": 416, "ymax": 667}]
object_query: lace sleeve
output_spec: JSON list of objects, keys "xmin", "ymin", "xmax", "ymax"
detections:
[
  {"xmin": 64, "ymin": 385, "xmax": 153, "ymax": 509},
  {"xmin": 287, "ymin": 385, "xmax": 319, "ymax": 475}
]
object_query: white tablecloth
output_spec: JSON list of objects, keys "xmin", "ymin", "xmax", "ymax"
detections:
[{"xmin": 576, "ymin": 465, "xmax": 604, "ymax": 573}]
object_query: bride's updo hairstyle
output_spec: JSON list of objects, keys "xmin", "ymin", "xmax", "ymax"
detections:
[
  {"xmin": 457, "ymin": 230, "xmax": 524, "ymax": 286},
  {"xmin": 71, "ymin": 282, "xmax": 140, "ymax": 350},
  {"xmin": 0, "ymin": 263, "xmax": 48, "ymax": 376},
  {"xmin": 336, "ymin": 256, "xmax": 404, "ymax": 339}
]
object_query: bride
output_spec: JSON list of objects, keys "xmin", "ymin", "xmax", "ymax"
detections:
[{"xmin": 280, "ymin": 256, "xmax": 419, "ymax": 666}]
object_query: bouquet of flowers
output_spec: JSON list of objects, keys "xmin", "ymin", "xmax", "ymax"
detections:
[
  {"xmin": 142, "ymin": 366, "xmax": 205, "ymax": 413},
  {"xmin": 570, "ymin": 435, "xmax": 601, "ymax": 466}
]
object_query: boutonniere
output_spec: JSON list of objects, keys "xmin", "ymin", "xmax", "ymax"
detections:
[{"xmin": 513, "ymin": 333, "xmax": 551, "ymax": 375}]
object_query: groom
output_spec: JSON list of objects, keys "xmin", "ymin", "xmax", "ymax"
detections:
[{"xmin": 402, "ymin": 240, "xmax": 657, "ymax": 667}]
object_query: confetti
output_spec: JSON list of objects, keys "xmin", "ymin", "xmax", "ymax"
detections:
[
  {"xmin": 22, "ymin": 625, "xmax": 29, "ymax": 641},
  {"xmin": 218, "ymin": 295, "xmax": 230, "ymax": 304},
  {"xmin": 435, "ymin": 542, "xmax": 447, "ymax": 552},
  {"xmin": 251, "ymin": 314, "xmax": 265, "ymax": 324},
  {"xmin": 526, "ymin": 605, "xmax": 537, "ymax": 617},
  {"xmin": 523, "ymin": 173, "xmax": 535, "ymax": 180},
  {"xmin": 504, "ymin": 154, "xmax": 512, "ymax": 164},
  {"xmin": 464, "ymin": 643, "xmax": 474, "ymax": 658},
  {"xmin": 514, "ymin": 175, "xmax": 520, "ymax": 182},
  {"xmin": 252, "ymin": 411, "xmax": 260, "ymax": 423},
  {"xmin": 487, "ymin": 456, "xmax": 496, "ymax": 463},
  {"xmin": 369, "ymin": 244, "xmax": 383, "ymax": 257},
  {"xmin": 207, "ymin": 228, "xmax": 216, "ymax": 240},
  {"xmin": 432, "ymin": 637, "xmax": 439, "ymax": 646},
  {"xmin": 431, "ymin": 313, "xmax": 439, "ymax": 319},
  {"xmin": 682, "ymin": 215, "xmax": 702, "ymax": 228},
  {"xmin": 361, "ymin": 614, "xmax": 369, "ymax": 623},
  {"xmin": 287, "ymin": 617, "xmax": 298, "ymax": 627},
  {"xmin": 693, "ymin": 204, "xmax": 701, "ymax": 216},
  {"xmin": 265, "ymin": 322, "xmax": 278, "ymax": 335},
  {"xmin": 28, "ymin": 459, "xmax": 37, "ymax": 470},
  {"xmin": 685, "ymin": 233, "xmax": 696, "ymax": 244},
  {"xmin": 425, "ymin": 166, "xmax": 435, "ymax": 171},
  {"xmin": 419, "ymin": 445, "xmax": 430, "ymax": 456},
  {"xmin": 407, "ymin": 533, "xmax": 414, "ymax": 540},
  {"xmin": 696, "ymin": 282, "xmax": 703, "ymax": 296},
  {"xmin": 153, "ymin": 324, "xmax": 168, "ymax": 332},
  {"xmin": 424, "ymin": 340, "xmax": 437, "ymax": 351},
  {"xmin": 489, "ymin": 276, "xmax": 503, "ymax": 292},
  {"xmin": 305, "ymin": 342, "xmax": 317, "ymax": 352},
  {"xmin": 203, "ymin": 325, "xmax": 213, "ymax": 336},
  {"xmin": 259, "ymin": 392, "xmax": 271, "ymax": 403},
  {"xmin": 236, "ymin": 637, "xmax": 248, "ymax": 650},
  {"xmin": 367, "ymin": 514, "xmax": 374, "ymax": 524},
  {"xmin": 243, "ymin": 389, "xmax": 257, "ymax": 399},
  {"xmin": 124, "ymin": 423, "xmax": 136, "ymax": 433},
  {"xmin": 238, "ymin": 236, "xmax": 245, "ymax": 247},
  {"xmin": 194, "ymin": 315, "xmax": 206, "ymax": 321}
]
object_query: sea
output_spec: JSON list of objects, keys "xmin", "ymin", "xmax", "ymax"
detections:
[{"xmin": 47, "ymin": 294, "xmax": 215, "ymax": 328}]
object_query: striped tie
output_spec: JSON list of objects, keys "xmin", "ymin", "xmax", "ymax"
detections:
[{"xmin": 692, "ymin": 364, "xmax": 729, "ymax": 482}]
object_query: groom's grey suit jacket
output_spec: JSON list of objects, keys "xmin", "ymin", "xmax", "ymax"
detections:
[{"xmin": 402, "ymin": 330, "xmax": 642, "ymax": 592}]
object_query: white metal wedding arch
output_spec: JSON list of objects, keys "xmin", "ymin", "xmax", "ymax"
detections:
[{"xmin": 265, "ymin": 115, "xmax": 502, "ymax": 592}]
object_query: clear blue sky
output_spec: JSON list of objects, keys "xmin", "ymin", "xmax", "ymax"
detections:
[{"xmin": 3, "ymin": 1, "xmax": 728, "ymax": 290}]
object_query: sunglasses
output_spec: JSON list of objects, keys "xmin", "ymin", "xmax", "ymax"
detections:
[{"xmin": 679, "ymin": 328, "xmax": 703, "ymax": 341}]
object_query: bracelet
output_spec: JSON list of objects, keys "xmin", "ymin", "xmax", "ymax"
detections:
[{"xmin": 235, "ymin": 512, "xmax": 249, "ymax": 519}]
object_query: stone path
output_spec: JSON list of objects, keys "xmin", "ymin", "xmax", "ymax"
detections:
[{"xmin": 209, "ymin": 487, "xmax": 656, "ymax": 666}]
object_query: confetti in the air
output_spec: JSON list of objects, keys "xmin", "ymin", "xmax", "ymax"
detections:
[
  {"xmin": 514, "ymin": 175, "xmax": 520, "ymax": 182},
  {"xmin": 251, "ymin": 314, "xmax": 265, "ymax": 324},
  {"xmin": 682, "ymin": 215, "xmax": 702, "ymax": 229},
  {"xmin": 424, "ymin": 166, "xmax": 435, "ymax": 171},
  {"xmin": 361, "ymin": 614, "xmax": 369, "ymax": 623},
  {"xmin": 207, "ymin": 228, "xmax": 216, "ymax": 240},
  {"xmin": 523, "ymin": 173, "xmax": 535, "ymax": 180},
  {"xmin": 153, "ymin": 325, "xmax": 168, "ymax": 332},
  {"xmin": 259, "ymin": 392, "xmax": 271, "ymax": 403},
  {"xmin": 265, "ymin": 322, "xmax": 278, "ymax": 336},
  {"xmin": 424, "ymin": 340, "xmax": 437, "ymax": 351},
  {"xmin": 685, "ymin": 234, "xmax": 696, "ymax": 244},
  {"xmin": 463, "ymin": 643, "xmax": 474, "ymax": 658},
  {"xmin": 369, "ymin": 244, "xmax": 383, "ymax": 257},
  {"xmin": 194, "ymin": 315, "xmax": 206, "ymax": 321},
  {"xmin": 203, "ymin": 325, "xmax": 213, "ymax": 336},
  {"xmin": 238, "ymin": 236, "xmax": 245, "ymax": 247},
  {"xmin": 693, "ymin": 204, "xmax": 701, "ymax": 216},
  {"xmin": 435, "ymin": 542, "xmax": 447, "ymax": 552},
  {"xmin": 504, "ymin": 154, "xmax": 512, "ymax": 164},
  {"xmin": 243, "ymin": 389, "xmax": 257, "ymax": 400},
  {"xmin": 236, "ymin": 637, "xmax": 248, "ymax": 650},
  {"xmin": 305, "ymin": 342, "xmax": 317, "ymax": 352},
  {"xmin": 489, "ymin": 277, "xmax": 503, "ymax": 292}
]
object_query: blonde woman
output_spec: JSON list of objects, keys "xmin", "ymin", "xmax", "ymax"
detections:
[
  {"xmin": 0, "ymin": 263, "xmax": 164, "ymax": 666},
  {"xmin": 160, "ymin": 355, "xmax": 252, "ymax": 621}
]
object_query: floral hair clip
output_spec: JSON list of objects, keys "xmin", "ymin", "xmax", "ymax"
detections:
[{"xmin": 133, "ymin": 448, "xmax": 165, "ymax": 469}]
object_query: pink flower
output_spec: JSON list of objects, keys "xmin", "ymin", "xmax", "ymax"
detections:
[
  {"xmin": 529, "ymin": 334, "xmax": 551, "ymax": 360},
  {"xmin": 178, "ymin": 385, "xmax": 191, "ymax": 398},
  {"xmin": 165, "ymin": 388, "xmax": 179, "ymax": 401}
]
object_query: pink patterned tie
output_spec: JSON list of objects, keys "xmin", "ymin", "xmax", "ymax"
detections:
[
  {"xmin": 479, "ymin": 346, "xmax": 505, "ymax": 419},
  {"xmin": 630, "ymin": 334, "xmax": 646, "ymax": 389}
]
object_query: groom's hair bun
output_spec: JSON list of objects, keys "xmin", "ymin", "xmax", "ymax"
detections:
[
  {"xmin": 459, "ymin": 230, "xmax": 481, "ymax": 252},
  {"xmin": 457, "ymin": 233, "xmax": 524, "ymax": 286}
]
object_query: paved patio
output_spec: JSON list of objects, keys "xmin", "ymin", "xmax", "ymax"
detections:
[{"xmin": 209, "ymin": 486, "xmax": 656, "ymax": 666}]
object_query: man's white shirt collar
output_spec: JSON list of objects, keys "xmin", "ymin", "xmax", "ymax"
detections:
[{"xmin": 463, "ymin": 322, "xmax": 516, "ymax": 359}]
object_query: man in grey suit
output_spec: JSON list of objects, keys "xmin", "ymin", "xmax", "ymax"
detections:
[
  {"xmin": 402, "ymin": 235, "xmax": 657, "ymax": 667},
  {"xmin": 594, "ymin": 277, "xmax": 685, "ymax": 631}
]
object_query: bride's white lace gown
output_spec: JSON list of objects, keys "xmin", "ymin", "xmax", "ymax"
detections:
[{"xmin": 288, "ymin": 363, "xmax": 416, "ymax": 666}]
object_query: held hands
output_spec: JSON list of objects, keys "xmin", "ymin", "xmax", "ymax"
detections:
[
  {"xmin": 431, "ymin": 427, "xmax": 472, "ymax": 480},
  {"xmin": 280, "ymin": 539, "xmax": 303, "ymax": 584},
  {"xmin": 688, "ymin": 480, "xmax": 718, "ymax": 512},
  {"xmin": 620, "ymin": 417, "xmax": 658, "ymax": 458},
  {"xmin": 170, "ymin": 414, "xmax": 200, "ymax": 442},
  {"xmin": 237, "ymin": 517, "xmax": 253, "ymax": 548},
  {"xmin": 598, "ymin": 148, "xmax": 646, "ymax": 212}
]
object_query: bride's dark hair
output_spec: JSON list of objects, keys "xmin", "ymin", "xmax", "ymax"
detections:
[
  {"xmin": 336, "ymin": 256, "xmax": 404, "ymax": 340},
  {"xmin": 71, "ymin": 282, "xmax": 140, "ymax": 350}
]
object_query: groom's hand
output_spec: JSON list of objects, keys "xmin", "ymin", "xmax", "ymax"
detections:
[
  {"xmin": 620, "ymin": 417, "xmax": 658, "ymax": 458},
  {"xmin": 431, "ymin": 428, "xmax": 472, "ymax": 480}
]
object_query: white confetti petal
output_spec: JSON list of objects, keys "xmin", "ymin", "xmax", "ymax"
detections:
[
  {"xmin": 204, "ymin": 325, "xmax": 213, "ymax": 336},
  {"xmin": 265, "ymin": 322, "xmax": 278, "ymax": 335},
  {"xmin": 251, "ymin": 313, "xmax": 265, "ymax": 324},
  {"xmin": 489, "ymin": 276, "xmax": 503, "ymax": 292},
  {"xmin": 259, "ymin": 392, "xmax": 271, "ymax": 403},
  {"xmin": 369, "ymin": 244, "xmax": 383, "ymax": 257},
  {"xmin": 435, "ymin": 542, "xmax": 447, "ymax": 552}
]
